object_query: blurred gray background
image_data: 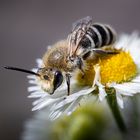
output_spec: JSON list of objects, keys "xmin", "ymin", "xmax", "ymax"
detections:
[{"xmin": 0, "ymin": 0, "xmax": 140, "ymax": 140}]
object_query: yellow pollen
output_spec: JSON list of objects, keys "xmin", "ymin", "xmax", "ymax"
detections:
[{"xmin": 76, "ymin": 51, "xmax": 137, "ymax": 86}]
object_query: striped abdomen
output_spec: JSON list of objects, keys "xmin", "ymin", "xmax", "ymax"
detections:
[{"xmin": 79, "ymin": 23, "xmax": 116, "ymax": 49}]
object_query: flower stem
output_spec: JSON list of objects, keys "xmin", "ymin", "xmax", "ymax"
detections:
[
  {"xmin": 106, "ymin": 88, "xmax": 127, "ymax": 133},
  {"xmin": 131, "ymin": 95, "xmax": 139, "ymax": 130}
]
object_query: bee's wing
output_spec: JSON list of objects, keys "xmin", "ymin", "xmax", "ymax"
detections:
[
  {"xmin": 67, "ymin": 16, "xmax": 92, "ymax": 57},
  {"xmin": 72, "ymin": 16, "xmax": 92, "ymax": 32}
]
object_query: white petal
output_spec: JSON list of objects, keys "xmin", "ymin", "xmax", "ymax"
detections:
[
  {"xmin": 93, "ymin": 64, "xmax": 100, "ymax": 87},
  {"xmin": 27, "ymin": 75, "xmax": 36, "ymax": 79},
  {"xmin": 51, "ymin": 87, "xmax": 94, "ymax": 111},
  {"xmin": 116, "ymin": 92, "xmax": 124, "ymax": 108},
  {"xmin": 32, "ymin": 96, "xmax": 55, "ymax": 106},
  {"xmin": 63, "ymin": 96, "xmax": 82, "ymax": 115},
  {"xmin": 28, "ymin": 86, "xmax": 42, "ymax": 92},
  {"xmin": 98, "ymin": 85, "xmax": 107, "ymax": 101},
  {"xmin": 132, "ymin": 75, "xmax": 140, "ymax": 83},
  {"xmin": 32, "ymin": 97, "xmax": 64, "ymax": 111},
  {"xmin": 28, "ymin": 80, "xmax": 37, "ymax": 84},
  {"xmin": 93, "ymin": 65, "xmax": 107, "ymax": 101},
  {"xmin": 28, "ymin": 93, "xmax": 46, "ymax": 98},
  {"xmin": 32, "ymin": 68, "xmax": 38, "ymax": 72},
  {"xmin": 113, "ymin": 82, "xmax": 140, "ymax": 95},
  {"xmin": 36, "ymin": 59, "xmax": 44, "ymax": 67},
  {"xmin": 49, "ymin": 109, "xmax": 63, "ymax": 120},
  {"xmin": 29, "ymin": 91, "xmax": 45, "ymax": 96}
]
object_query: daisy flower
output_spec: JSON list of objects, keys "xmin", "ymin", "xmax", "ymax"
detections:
[{"xmin": 28, "ymin": 32, "xmax": 140, "ymax": 120}]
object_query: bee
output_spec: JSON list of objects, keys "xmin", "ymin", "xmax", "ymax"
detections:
[{"xmin": 5, "ymin": 16, "xmax": 117, "ymax": 96}]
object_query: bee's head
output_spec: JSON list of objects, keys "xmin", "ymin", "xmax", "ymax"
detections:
[
  {"xmin": 4, "ymin": 66, "xmax": 63, "ymax": 95},
  {"xmin": 37, "ymin": 68, "xmax": 63, "ymax": 94}
]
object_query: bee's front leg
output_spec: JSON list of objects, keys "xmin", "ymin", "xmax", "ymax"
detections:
[{"xmin": 66, "ymin": 73, "xmax": 71, "ymax": 96}]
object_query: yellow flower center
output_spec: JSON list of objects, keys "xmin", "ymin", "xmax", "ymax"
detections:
[{"xmin": 76, "ymin": 50, "xmax": 137, "ymax": 86}]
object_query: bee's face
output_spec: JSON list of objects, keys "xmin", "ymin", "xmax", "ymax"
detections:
[{"xmin": 37, "ymin": 68, "xmax": 63, "ymax": 94}]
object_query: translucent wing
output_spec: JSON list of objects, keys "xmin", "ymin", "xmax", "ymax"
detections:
[
  {"xmin": 67, "ymin": 16, "xmax": 92, "ymax": 57},
  {"xmin": 72, "ymin": 16, "xmax": 92, "ymax": 32}
]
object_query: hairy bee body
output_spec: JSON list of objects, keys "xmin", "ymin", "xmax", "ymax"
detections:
[
  {"xmin": 6, "ymin": 16, "xmax": 117, "ymax": 95},
  {"xmin": 32, "ymin": 17, "xmax": 117, "ymax": 95}
]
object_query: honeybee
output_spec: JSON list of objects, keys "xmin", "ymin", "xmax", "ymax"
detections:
[{"xmin": 5, "ymin": 16, "xmax": 117, "ymax": 95}]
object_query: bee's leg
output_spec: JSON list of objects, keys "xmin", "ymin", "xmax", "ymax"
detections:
[
  {"xmin": 92, "ymin": 48, "xmax": 119, "ymax": 55},
  {"xmin": 66, "ymin": 73, "xmax": 71, "ymax": 96},
  {"xmin": 82, "ymin": 51, "xmax": 91, "ymax": 60}
]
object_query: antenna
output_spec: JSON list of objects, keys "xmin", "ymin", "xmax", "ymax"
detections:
[{"xmin": 4, "ymin": 66, "xmax": 40, "ymax": 76}]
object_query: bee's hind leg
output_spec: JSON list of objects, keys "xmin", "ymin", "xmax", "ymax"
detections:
[{"xmin": 92, "ymin": 48, "xmax": 119, "ymax": 55}]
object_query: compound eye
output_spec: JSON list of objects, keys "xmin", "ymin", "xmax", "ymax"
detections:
[
  {"xmin": 53, "ymin": 71, "xmax": 63, "ymax": 91},
  {"xmin": 43, "ymin": 75, "xmax": 49, "ymax": 80}
]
